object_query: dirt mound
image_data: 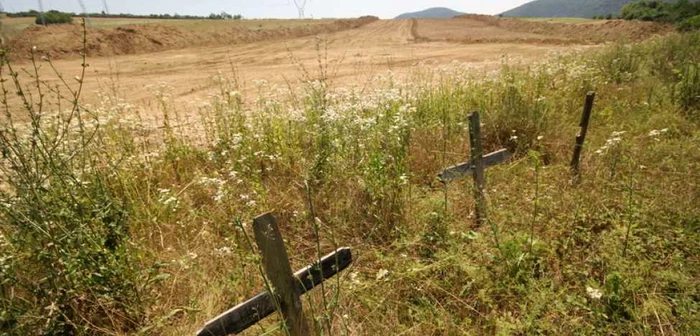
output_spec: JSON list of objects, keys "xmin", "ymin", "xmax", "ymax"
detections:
[
  {"xmin": 412, "ymin": 18, "xmax": 572, "ymax": 45},
  {"xmin": 7, "ymin": 16, "xmax": 379, "ymax": 61},
  {"xmin": 453, "ymin": 15, "xmax": 674, "ymax": 44}
]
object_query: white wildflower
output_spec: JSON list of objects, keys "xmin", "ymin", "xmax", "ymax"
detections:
[
  {"xmin": 162, "ymin": 197, "xmax": 178, "ymax": 206},
  {"xmin": 214, "ymin": 189, "xmax": 227, "ymax": 203},
  {"xmin": 586, "ymin": 286, "xmax": 603, "ymax": 300},
  {"xmin": 214, "ymin": 247, "xmax": 233, "ymax": 255},
  {"xmin": 376, "ymin": 269, "xmax": 389, "ymax": 280},
  {"xmin": 350, "ymin": 272, "xmax": 361, "ymax": 284}
]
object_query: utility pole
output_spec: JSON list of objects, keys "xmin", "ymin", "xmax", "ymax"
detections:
[
  {"xmin": 293, "ymin": 0, "xmax": 306, "ymax": 19},
  {"xmin": 37, "ymin": 0, "xmax": 46, "ymax": 25},
  {"xmin": 76, "ymin": 0, "xmax": 92, "ymax": 26}
]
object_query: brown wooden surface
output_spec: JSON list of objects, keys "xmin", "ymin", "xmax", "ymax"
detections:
[
  {"xmin": 252, "ymin": 213, "xmax": 310, "ymax": 336},
  {"xmin": 571, "ymin": 92, "xmax": 596, "ymax": 178},
  {"xmin": 196, "ymin": 247, "xmax": 352, "ymax": 336},
  {"xmin": 439, "ymin": 149, "xmax": 510, "ymax": 184}
]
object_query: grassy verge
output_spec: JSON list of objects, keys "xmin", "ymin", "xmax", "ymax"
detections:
[{"xmin": 0, "ymin": 30, "xmax": 698, "ymax": 335}]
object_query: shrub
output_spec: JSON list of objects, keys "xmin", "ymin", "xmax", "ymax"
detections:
[
  {"xmin": 35, "ymin": 10, "xmax": 73, "ymax": 25},
  {"xmin": 0, "ymin": 35, "xmax": 156, "ymax": 335},
  {"xmin": 678, "ymin": 14, "xmax": 700, "ymax": 31},
  {"xmin": 676, "ymin": 62, "xmax": 700, "ymax": 116}
]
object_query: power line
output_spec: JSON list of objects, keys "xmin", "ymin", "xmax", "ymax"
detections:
[
  {"xmin": 102, "ymin": 0, "xmax": 109, "ymax": 14},
  {"xmin": 293, "ymin": 0, "xmax": 306, "ymax": 18},
  {"xmin": 37, "ymin": 0, "xmax": 45, "ymax": 25},
  {"xmin": 76, "ymin": 0, "xmax": 92, "ymax": 26}
]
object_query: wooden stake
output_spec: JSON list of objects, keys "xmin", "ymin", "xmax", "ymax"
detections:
[
  {"xmin": 252, "ymin": 213, "xmax": 310, "ymax": 336},
  {"xmin": 468, "ymin": 112, "xmax": 487, "ymax": 225},
  {"xmin": 571, "ymin": 92, "xmax": 596, "ymax": 179}
]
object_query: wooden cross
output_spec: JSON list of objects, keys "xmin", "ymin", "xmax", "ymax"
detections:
[
  {"xmin": 438, "ymin": 112, "xmax": 510, "ymax": 225},
  {"xmin": 570, "ymin": 91, "xmax": 596, "ymax": 181},
  {"xmin": 438, "ymin": 148, "xmax": 510, "ymax": 184},
  {"xmin": 197, "ymin": 213, "xmax": 352, "ymax": 336}
]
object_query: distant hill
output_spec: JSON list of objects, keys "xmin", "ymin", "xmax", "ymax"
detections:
[
  {"xmin": 395, "ymin": 7, "xmax": 465, "ymax": 19},
  {"xmin": 500, "ymin": 0, "xmax": 661, "ymax": 18}
]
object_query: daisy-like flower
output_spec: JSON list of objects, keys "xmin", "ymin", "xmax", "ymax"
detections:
[{"xmin": 586, "ymin": 286, "xmax": 603, "ymax": 300}]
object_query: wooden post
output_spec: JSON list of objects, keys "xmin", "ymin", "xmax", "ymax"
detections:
[
  {"xmin": 252, "ymin": 213, "xmax": 310, "ymax": 336},
  {"xmin": 571, "ymin": 92, "xmax": 596, "ymax": 179},
  {"xmin": 468, "ymin": 112, "xmax": 487, "ymax": 225}
]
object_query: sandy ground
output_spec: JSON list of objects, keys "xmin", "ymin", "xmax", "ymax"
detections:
[
  {"xmin": 9, "ymin": 19, "xmax": 591, "ymax": 116},
  {"xmin": 5, "ymin": 20, "xmax": 636, "ymax": 119}
]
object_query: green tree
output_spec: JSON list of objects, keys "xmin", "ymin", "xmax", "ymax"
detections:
[{"xmin": 35, "ymin": 10, "xmax": 73, "ymax": 25}]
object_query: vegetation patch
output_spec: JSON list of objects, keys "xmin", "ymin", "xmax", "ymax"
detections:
[
  {"xmin": 0, "ymin": 27, "xmax": 698, "ymax": 335},
  {"xmin": 621, "ymin": 0, "xmax": 700, "ymax": 30},
  {"xmin": 35, "ymin": 10, "xmax": 73, "ymax": 25}
]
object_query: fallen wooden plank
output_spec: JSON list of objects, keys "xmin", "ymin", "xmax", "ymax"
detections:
[
  {"xmin": 196, "ymin": 247, "xmax": 353, "ymax": 336},
  {"xmin": 438, "ymin": 148, "xmax": 510, "ymax": 184}
]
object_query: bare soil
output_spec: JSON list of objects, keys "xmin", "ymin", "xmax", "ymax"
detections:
[
  {"xmin": 4, "ymin": 17, "xmax": 672, "ymax": 117},
  {"xmin": 6, "ymin": 16, "xmax": 379, "ymax": 61}
]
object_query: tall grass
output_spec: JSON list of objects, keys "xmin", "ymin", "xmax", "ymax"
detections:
[{"xmin": 1, "ymin": 31, "xmax": 698, "ymax": 335}]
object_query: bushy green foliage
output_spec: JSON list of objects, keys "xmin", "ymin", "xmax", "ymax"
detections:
[
  {"xmin": 0, "ymin": 34, "xmax": 163, "ymax": 335},
  {"xmin": 621, "ymin": 0, "xmax": 700, "ymax": 29},
  {"xmin": 678, "ymin": 13, "xmax": 700, "ymax": 29},
  {"xmin": 35, "ymin": 10, "xmax": 73, "ymax": 25}
]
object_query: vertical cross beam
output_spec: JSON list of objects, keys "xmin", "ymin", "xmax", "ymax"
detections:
[
  {"xmin": 468, "ymin": 112, "xmax": 487, "ymax": 225},
  {"xmin": 571, "ymin": 92, "xmax": 596, "ymax": 180},
  {"xmin": 253, "ymin": 213, "xmax": 310, "ymax": 336}
]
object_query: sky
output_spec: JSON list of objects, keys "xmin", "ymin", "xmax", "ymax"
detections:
[{"xmin": 2, "ymin": 0, "xmax": 532, "ymax": 19}]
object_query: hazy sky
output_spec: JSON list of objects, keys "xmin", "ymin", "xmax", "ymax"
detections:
[{"xmin": 2, "ymin": 0, "xmax": 532, "ymax": 19}]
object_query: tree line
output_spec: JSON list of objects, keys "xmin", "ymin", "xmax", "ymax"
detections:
[
  {"xmin": 594, "ymin": 0, "xmax": 700, "ymax": 31},
  {"xmin": 5, "ymin": 10, "xmax": 243, "ymax": 25},
  {"xmin": 621, "ymin": 0, "xmax": 700, "ymax": 31}
]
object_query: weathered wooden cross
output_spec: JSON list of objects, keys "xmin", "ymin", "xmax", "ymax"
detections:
[
  {"xmin": 197, "ymin": 213, "xmax": 352, "ymax": 336},
  {"xmin": 438, "ymin": 112, "xmax": 510, "ymax": 225}
]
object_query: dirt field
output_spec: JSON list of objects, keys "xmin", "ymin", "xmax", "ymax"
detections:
[
  {"xmin": 0, "ymin": 16, "xmax": 338, "ymax": 40},
  {"xmin": 3, "ymin": 16, "xmax": 673, "ymax": 116}
]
